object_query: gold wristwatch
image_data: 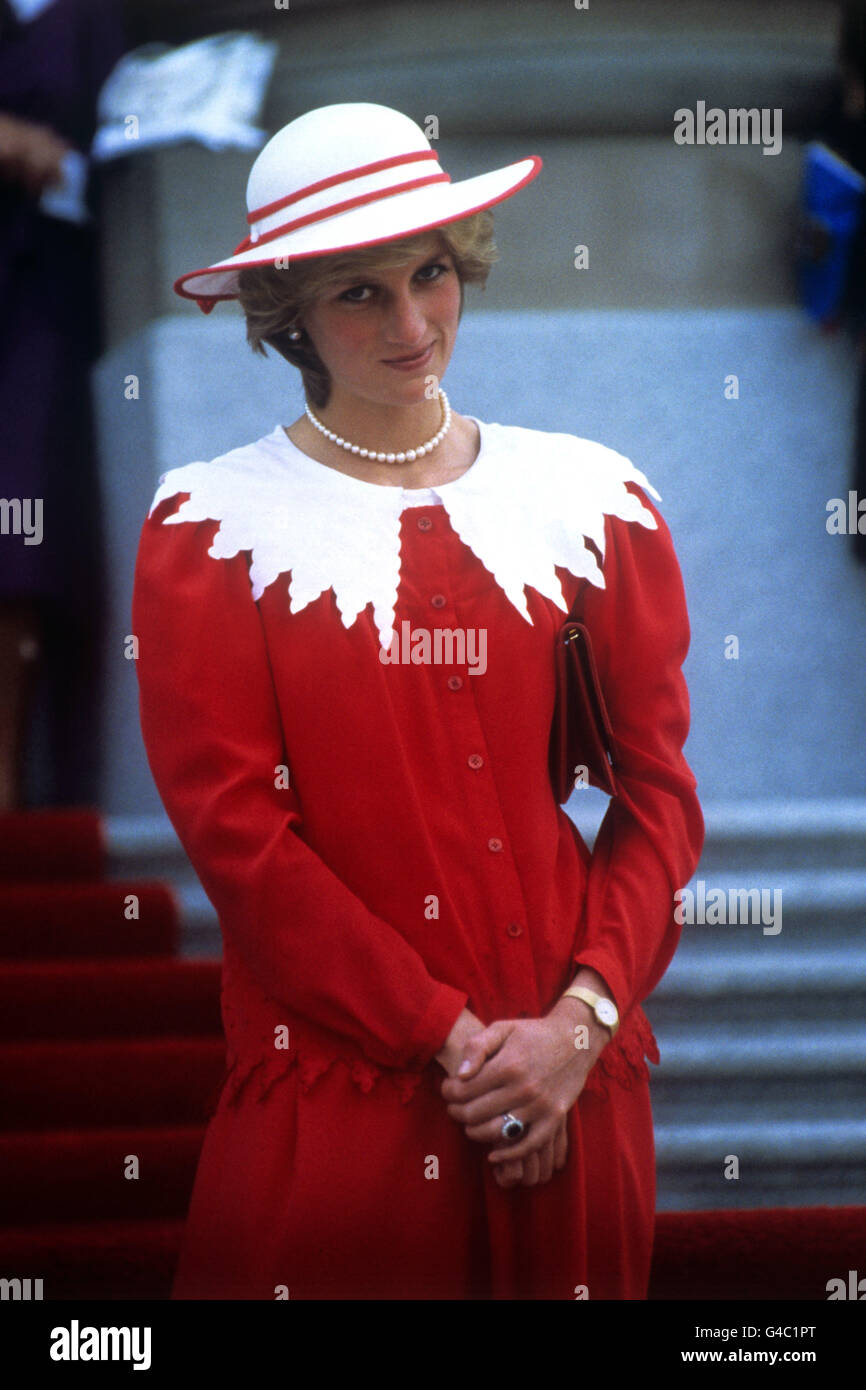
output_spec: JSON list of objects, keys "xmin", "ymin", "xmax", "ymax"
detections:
[{"xmin": 561, "ymin": 986, "xmax": 619, "ymax": 1038}]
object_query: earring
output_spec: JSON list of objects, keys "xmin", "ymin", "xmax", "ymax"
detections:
[{"xmin": 288, "ymin": 329, "xmax": 303, "ymax": 341}]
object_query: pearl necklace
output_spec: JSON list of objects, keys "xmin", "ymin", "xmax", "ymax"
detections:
[{"xmin": 304, "ymin": 390, "xmax": 452, "ymax": 464}]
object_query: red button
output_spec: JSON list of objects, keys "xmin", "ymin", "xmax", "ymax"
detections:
[
  {"xmin": 431, "ymin": 593, "xmax": 447, "ymax": 609},
  {"xmin": 507, "ymin": 922, "xmax": 523, "ymax": 937},
  {"xmin": 487, "ymin": 837, "xmax": 503, "ymax": 852},
  {"xmin": 417, "ymin": 516, "xmax": 433, "ymax": 531},
  {"xmin": 448, "ymin": 675, "xmax": 463, "ymax": 691},
  {"xmin": 468, "ymin": 753, "xmax": 484, "ymax": 769}
]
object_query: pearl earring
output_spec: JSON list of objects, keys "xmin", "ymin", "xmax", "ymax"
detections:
[{"xmin": 289, "ymin": 329, "xmax": 303, "ymax": 341}]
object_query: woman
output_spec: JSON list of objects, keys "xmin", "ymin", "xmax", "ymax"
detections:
[
  {"xmin": 0, "ymin": 0, "xmax": 126, "ymax": 808},
  {"xmin": 132, "ymin": 102, "xmax": 704, "ymax": 1300}
]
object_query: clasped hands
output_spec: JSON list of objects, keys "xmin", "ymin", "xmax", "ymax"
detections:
[{"xmin": 436, "ymin": 974, "xmax": 612, "ymax": 1190}]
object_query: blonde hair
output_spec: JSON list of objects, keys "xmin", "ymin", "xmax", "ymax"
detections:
[{"xmin": 235, "ymin": 210, "xmax": 497, "ymax": 407}]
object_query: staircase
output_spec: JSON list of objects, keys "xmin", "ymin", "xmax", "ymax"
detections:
[
  {"xmin": 570, "ymin": 794, "xmax": 866, "ymax": 1210},
  {"xmin": 0, "ymin": 809, "xmax": 224, "ymax": 1299},
  {"xmin": 105, "ymin": 797, "xmax": 866, "ymax": 1214},
  {"xmin": 1, "ymin": 804, "xmax": 863, "ymax": 1298},
  {"xmin": 645, "ymin": 800, "xmax": 866, "ymax": 1210}
]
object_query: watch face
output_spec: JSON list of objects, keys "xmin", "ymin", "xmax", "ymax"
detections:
[{"xmin": 596, "ymin": 999, "xmax": 618, "ymax": 1027}]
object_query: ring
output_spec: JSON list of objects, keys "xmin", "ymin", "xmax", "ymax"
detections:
[{"xmin": 501, "ymin": 1112, "xmax": 525, "ymax": 1142}]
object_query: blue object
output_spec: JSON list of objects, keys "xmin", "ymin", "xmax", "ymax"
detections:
[{"xmin": 798, "ymin": 140, "xmax": 865, "ymax": 324}]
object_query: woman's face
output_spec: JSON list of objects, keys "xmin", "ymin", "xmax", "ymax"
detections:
[{"xmin": 299, "ymin": 233, "xmax": 462, "ymax": 414}]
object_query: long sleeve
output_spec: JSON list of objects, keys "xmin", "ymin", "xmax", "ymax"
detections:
[
  {"xmin": 131, "ymin": 497, "xmax": 468, "ymax": 1071},
  {"xmin": 572, "ymin": 485, "xmax": 704, "ymax": 1019}
]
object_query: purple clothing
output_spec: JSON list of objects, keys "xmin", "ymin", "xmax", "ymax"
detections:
[
  {"xmin": 0, "ymin": 0, "xmax": 125, "ymax": 602},
  {"xmin": 0, "ymin": 0, "xmax": 125, "ymax": 805}
]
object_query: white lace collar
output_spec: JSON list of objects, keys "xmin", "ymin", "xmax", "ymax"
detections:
[{"xmin": 149, "ymin": 417, "xmax": 661, "ymax": 649}]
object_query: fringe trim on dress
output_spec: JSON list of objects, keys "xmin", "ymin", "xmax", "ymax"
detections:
[{"xmin": 206, "ymin": 1007, "xmax": 660, "ymax": 1117}]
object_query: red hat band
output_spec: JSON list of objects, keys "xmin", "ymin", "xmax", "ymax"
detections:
[{"xmin": 234, "ymin": 149, "xmax": 451, "ymax": 256}]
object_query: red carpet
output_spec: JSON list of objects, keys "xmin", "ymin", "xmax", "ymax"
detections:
[
  {"xmin": 0, "ymin": 807, "xmax": 223, "ymax": 1299},
  {"xmin": 649, "ymin": 1206, "xmax": 866, "ymax": 1301},
  {"xmin": 0, "ymin": 807, "xmax": 860, "ymax": 1300}
]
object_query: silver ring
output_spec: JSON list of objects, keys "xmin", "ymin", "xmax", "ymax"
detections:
[{"xmin": 501, "ymin": 1112, "xmax": 525, "ymax": 1142}]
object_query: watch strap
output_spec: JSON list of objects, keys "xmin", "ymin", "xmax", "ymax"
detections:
[{"xmin": 561, "ymin": 985, "xmax": 619, "ymax": 1037}]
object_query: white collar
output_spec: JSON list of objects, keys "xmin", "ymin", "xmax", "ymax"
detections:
[{"xmin": 150, "ymin": 417, "xmax": 661, "ymax": 649}]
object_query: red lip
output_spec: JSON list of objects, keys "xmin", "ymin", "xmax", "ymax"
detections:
[{"xmin": 382, "ymin": 342, "xmax": 435, "ymax": 366}]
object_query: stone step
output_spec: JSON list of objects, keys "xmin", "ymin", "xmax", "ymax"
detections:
[
  {"xmin": 646, "ymin": 1022, "xmax": 866, "ymax": 1170},
  {"xmin": 649, "ymin": 1072, "xmax": 864, "ymax": 1125},
  {"xmin": 656, "ymin": 1117, "xmax": 866, "ymax": 1164},
  {"xmin": 669, "ymin": 869, "xmax": 866, "ymax": 941},
  {"xmin": 684, "ymin": 799, "xmax": 866, "ymax": 874},
  {"xmin": 654, "ymin": 1119, "xmax": 866, "ymax": 1210},
  {"xmin": 658, "ymin": 946, "xmax": 866, "ymax": 992},
  {"xmin": 648, "ymin": 945, "xmax": 866, "ymax": 1026},
  {"xmin": 656, "ymin": 1165, "xmax": 866, "ymax": 1212},
  {"xmin": 567, "ymin": 795, "xmax": 866, "ymax": 870},
  {"xmin": 651, "ymin": 992, "xmax": 865, "ymax": 1030},
  {"xmin": 648, "ymin": 1022, "xmax": 866, "ymax": 1076}
]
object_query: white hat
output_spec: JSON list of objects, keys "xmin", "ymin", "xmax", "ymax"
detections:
[{"xmin": 174, "ymin": 102, "xmax": 542, "ymax": 313}]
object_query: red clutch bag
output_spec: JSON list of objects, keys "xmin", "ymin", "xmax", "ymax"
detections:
[{"xmin": 549, "ymin": 616, "xmax": 619, "ymax": 803}]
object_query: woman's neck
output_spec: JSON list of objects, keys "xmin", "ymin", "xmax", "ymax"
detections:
[
  {"xmin": 285, "ymin": 410, "xmax": 480, "ymax": 490},
  {"xmin": 310, "ymin": 392, "xmax": 446, "ymax": 453}
]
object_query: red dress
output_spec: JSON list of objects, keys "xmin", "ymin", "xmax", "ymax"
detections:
[{"xmin": 131, "ymin": 415, "xmax": 703, "ymax": 1300}]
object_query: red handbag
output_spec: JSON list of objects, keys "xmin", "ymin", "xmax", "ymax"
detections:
[{"xmin": 549, "ymin": 613, "xmax": 619, "ymax": 803}]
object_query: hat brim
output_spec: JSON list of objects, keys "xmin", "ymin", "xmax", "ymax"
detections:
[{"xmin": 173, "ymin": 155, "xmax": 542, "ymax": 310}]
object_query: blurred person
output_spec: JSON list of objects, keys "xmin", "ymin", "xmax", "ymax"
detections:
[
  {"xmin": 133, "ymin": 103, "xmax": 704, "ymax": 1300},
  {"xmin": 0, "ymin": 0, "xmax": 125, "ymax": 808},
  {"xmin": 802, "ymin": 0, "xmax": 866, "ymax": 561},
  {"xmin": 834, "ymin": 1, "xmax": 866, "ymax": 563}
]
